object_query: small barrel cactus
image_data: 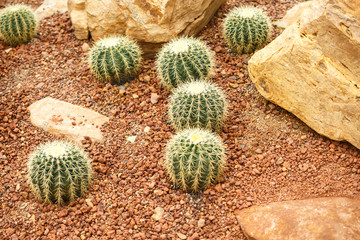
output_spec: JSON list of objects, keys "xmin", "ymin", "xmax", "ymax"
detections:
[
  {"xmin": 169, "ymin": 80, "xmax": 228, "ymax": 131},
  {"xmin": 0, "ymin": 4, "xmax": 38, "ymax": 46},
  {"xmin": 223, "ymin": 6, "xmax": 272, "ymax": 54},
  {"xmin": 156, "ymin": 37, "xmax": 214, "ymax": 89},
  {"xmin": 27, "ymin": 141, "xmax": 92, "ymax": 205},
  {"xmin": 89, "ymin": 36, "xmax": 142, "ymax": 84},
  {"xmin": 165, "ymin": 128, "xmax": 226, "ymax": 192}
]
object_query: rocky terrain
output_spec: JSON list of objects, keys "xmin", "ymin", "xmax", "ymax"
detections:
[{"xmin": 0, "ymin": 0, "xmax": 359, "ymax": 239}]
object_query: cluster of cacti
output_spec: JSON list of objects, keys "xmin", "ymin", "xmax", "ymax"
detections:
[
  {"xmin": 156, "ymin": 37, "xmax": 228, "ymax": 192},
  {"xmin": 223, "ymin": 6, "xmax": 272, "ymax": 54},
  {"xmin": 156, "ymin": 37, "xmax": 214, "ymax": 89},
  {"xmin": 27, "ymin": 141, "xmax": 92, "ymax": 205},
  {"xmin": 0, "ymin": 2, "xmax": 275, "ymax": 205},
  {"xmin": 89, "ymin": 36, "xmax": 142, "ymax": 84},
  {"xmin": 0, "ymin": 4, "xmax": 38, "ymax": 46},
  {"xmin": 169, "ymin": 80, "xmax": 228, "ymax": 131},
  {"xmin": 165, "ymin": 128, "xmax": 226, "ymax": 192}
]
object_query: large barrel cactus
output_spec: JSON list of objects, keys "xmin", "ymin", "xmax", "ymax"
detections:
[
  {"xmin": 89, "ymin": 36, "xmax": 142, "ymax": 84},
  {"xmin": 27, "ymin": 141, "xmax": 92, "ymax": 205},
  {"xmin": 223, "ymin": 6, "xmax": 272, "ymax": 54},
  {"xmin": 165, "ymin": 128, "xmax": 226, "ymax": 192},
  {"xmin": 156, "ymin": 37, "xmax": 214, "ymax": 89},
  {"xmin": 169, "ymin": 80, "xmax": 228, "ymax": 131},
  {"xmin": 0, "ymin": 4, "xmax": 38, "ymax": 46}
]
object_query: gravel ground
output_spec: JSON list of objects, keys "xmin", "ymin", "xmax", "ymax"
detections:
[{"xmin": 1, "ymin": 0, "xmax": 359, "ymax": 239}]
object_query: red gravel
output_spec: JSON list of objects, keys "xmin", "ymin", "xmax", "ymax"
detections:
[{"xmin": 1, "ymin": 0, "xmax": 359, "ymax": 239}]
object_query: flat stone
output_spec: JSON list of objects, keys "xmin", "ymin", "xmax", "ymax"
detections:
[
  {"xmin": 152, "ymin": 207, "xmax": 164, "ymax": 221},
  {"xmin": 67, "ymin": 0, "xmax": 226, "ymax": 57},
  {"xmin": 28, "ymin": 97, "xmax": 109, "ymax": 144},
  {"xmin": 249, "ymin": 0, "xmax": 360, "ymax": 149},
  {"xmin": 35, "ymin": 0, "xmax": 68, "ymax": 21},
  {"xmin": 236, "ymin": 197, "xmax": 360, "ymax": 240}
]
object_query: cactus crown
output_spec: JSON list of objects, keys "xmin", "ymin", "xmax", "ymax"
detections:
[
  {"xmin": 223, "ymin": 6, "xmax": 272, "ymax": 54},
  {"xmin": 169, "ymin": 80, "xmax": 228, "ymax": 132},
  {"xmin": 156, "ymin": 37, "xmax": 215, "ymax": 89},
  {"xmin": 89, "ymin": 36, "xmax": 142, "ymax": 84},
  {"xmin": 165, "ymin": 128, "xmax": 226, "ymax": 192},
  {"xmin": 0, "ymin": 4, "xmax": 38, "ymax": 46},
  {"xmin": 27, "ymin": 141, "xmax": 92, "ymax": 205}
]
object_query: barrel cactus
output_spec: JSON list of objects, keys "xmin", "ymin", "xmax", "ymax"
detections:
[
  {"xmin": 27, "ymin": 141, "xmax": 92, "ymax": 205},
  {"xmin": 165, "ymin": 128, "xmax": 226, "ymax": 192},
  {"xmin": 169, "ymin": 80, "xmax": 228, "ymax": 132},
  {"xmin": 156, "ymin": 37, "xmax": 214, "ymax": 89},
  {"xmin": 223, "ymin": 6, "xmax": 272, "ymax": 54},
  {"xmin": 89, "ymin": 36, "xmax": 142, "ymax": 84},
  {"xmin": 0, "ymin": 4, "xmax": 38, "ymax": 46}
]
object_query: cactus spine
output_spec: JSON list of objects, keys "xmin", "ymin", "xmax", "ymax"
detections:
[
  {"xmin": 169, "ymin": 80, "xmax": 228, "ymax": 132},
  {"xmin": 223, "ymin": 6, "xmax": 272, "ymax": 54},
  {"xmin": 0, "ymin": 4, "xmax": 38, "ymax": 46},
  {"xmin": 156, "ymin": 37, "xmax": 214, "ymax": 89},
  {"xmin": 89, "ymin": 36, "xmax": 142, "ymax": 84},
  {"xmin": 165, "ymin": 128, "xmax": 226, "ymax": 192},
  {"xmin": 27, "ymin": 141, "xmax": 92, "ymax": 205}
]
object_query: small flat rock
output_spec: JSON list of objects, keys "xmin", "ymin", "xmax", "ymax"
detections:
[
  {"xmin": 35, "ymin": 0, "xmax": 68, "ymax": 21},
  {"xmin": 198, "ymin": 219, "xmax": 206, "ymax": 228},
  {"xmin": 85, "ymin": 199, "xmax": 94, "ymax": 208},
  {"xmin": 235, "ymin": 197, "xmax": 360, "ymax": 240},
  {"xmin": 151, "ymin": 93, "xmax": 160, "ymax": 104},
  {"xmin": 177, "ymin": 233, "xmax": 187, "ymax": 240},
  {"xmin": 28, "ymin": 97, "xmax": 109, "ymax": 144},
  {"xmin": 152, "ymin": 207, "xmax": 164, "ymax": 221},
  {"xmin": 82, "ymin": 43, "xmax": 90, "ymax": 52}
]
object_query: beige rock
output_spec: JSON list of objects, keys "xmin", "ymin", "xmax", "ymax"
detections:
[
  {"xmin": 82, "ymin": 42, "xmax": 90, "ymax": 52},
  {"xmin": 67, "ymin": 0, "xmax": 225, "ymax": 57},
  {"xmin": 249, "ymin": 0, "xmax": 360, "ymax": 149},
  {"xmin": 236, "ymin": 197, "xmax": 360, "ymax": 240},
  {"xmin": 28, "ymin": 97, "xmax": 109, "ymax": 144},
  {"xmin": 151, "ymin": 207, "xmax": 164, "ymax": 221},
  {"xmin": 197, "ymin": 219, "xmax": 205, "ymax": 228},
  {"xmin": 35, "ymin": 0, "xmax": 68, "ymax": 21},
  {"xmin": 274, "ymin": 1, "xmax": 315, "ymax": 28},
  {"xmin": 276, "ymin": 0, "xmax": 360, "ymax": 28},
  {"xmin": 68, "ymin": 0, "xmax": 89, "ymax": 39},
  {"xmin": 177, "ymin": 232, "xmax": 187, "ymax": 240}
]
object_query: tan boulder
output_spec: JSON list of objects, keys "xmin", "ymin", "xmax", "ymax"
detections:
[
  {"xmin": 236, "ymin": 197, "xmax": 360, "ymax": 240},
  {"xmin": 275, "ymin": 0, "xmax": 360, "ymax": 28},
  {"xmin": 274, "ymin": 1, "xmax": 316, "ymax": 28},
  {"xmin": 28, "ymin": 97, "xmax": 109, "ymax": 144},
  {"xmin": 249, "ymin": 0, "xmax": 360, "ymax": 149},
  {"xmin": 67, "ymin": 0, "xmax": 225, "ymax": 57}
]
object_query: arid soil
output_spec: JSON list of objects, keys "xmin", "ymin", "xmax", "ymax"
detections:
[{"xmin": 1, "ymin": 0, "xmax": 359, "ymax": 239}]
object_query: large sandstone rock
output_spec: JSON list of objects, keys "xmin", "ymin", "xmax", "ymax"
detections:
[
  {"xmin": 236, "ymin": 197, "xmax": 360, "ymax": 240},
  {"xmin": 275, "ymin": 0, "xmax": 360, "ymax": 28},
  {"xmin": 67, "ymin": 0, "xmax": 225, "ymax": 57},
  {"xmin": 274, "ymin": 1, "xmax": 316, "ymax": 28},
  {"xmin": 249, "ymin": 0, "xmax": 360, "ymax": 149},
  {"xmin": 29, "ymin": 97, "xmax": 109, "ymax": 144}
]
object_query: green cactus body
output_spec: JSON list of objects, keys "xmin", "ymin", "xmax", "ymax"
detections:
[
  {"xmin": 165, "ymin": 128, "xmax": 226, "ymax": 192},
  {"xmin": 0, "ymin": 4, "xmax": 38, "ymax": 46},
  {"xmin": 169, "ymin": 80, "xmax": 228, "ymax": 132},
  {"xmin": 156, "ymin": 37, "xmax": 214, "ymax": 89},
  {"xmin": 223, "ymin": 6, "xmax": 272, "ymax": 54},
  {"xmin": 89, "ymin": 36, "xmax": 142, "ymax": 84},
  {"xmin": 27, "ymin": 141, "xmax": 92, "ymax": 205}
]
